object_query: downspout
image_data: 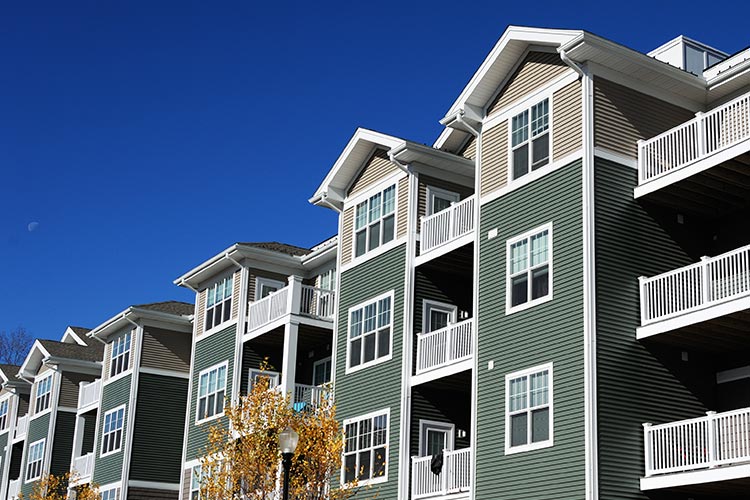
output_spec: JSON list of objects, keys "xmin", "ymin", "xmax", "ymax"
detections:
[{"xmin": 560, "ymin": 47, "xmax": 598, "ymax": 500}]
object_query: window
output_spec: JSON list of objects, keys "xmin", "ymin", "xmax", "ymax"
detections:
[
  {"xmin": 26, "ymin": 439, "xmax": 45, "ymax": 481},
  {"xmin": 354, "ymin": 185, "xmax": 396, "ymax": 257},
  {"xmin": 255, "ymin": 277, "xmax": 284, "ymax": 300},
  {"xmin": 511, "ymin": 98, "xmax": 550, "ymax": 180},
  {"xmin": 34, "ymin": 374, "xmax": 53, "ymax": 414},
  {"xmin": 422, "ymin": 300, "xmax": 457, "ymax": 333},
  {"xmin": 101, "ymin": 406, "xmax": 125, "ymax": 456},
  {"xmin": 205, "ymin": 276, "xmax": 233, "ymax": 331},
  {"xmin": 343, "ymin": 410, "xmax": 388, "ymax": 485},
  {"xmin": 505, "ymin": 363, "xmax": 553, "ymax": 454},
  {"xmin": 110, "ymin": 332, "xmax": 132, "ymax": 378},
  {"xmin": 0, "ymin": 399, "xmax": 8, "ymax": 430},
  {"xmin": 190, "ymin": 465, "xmax": 202, "ymax": 500},
  {"xmin": 101, "ymin": 488, "xmax": 120, "ymax": 500},
  {"xmin": 197, "ymin": 363, "xmax": 227, "ymax": 422},
  {"xmin": 348, "ymin": 292, "xmax": 393, "ymax": 371},
  {"xmin": 507, "ymin": 224, "xmax": 552, "ymax": 312},
  {"xmin": 313, "ymin": 357, "xmax": 332, "ymax": 386},
  {"xmin": 419, "ymin": 420, "xmax": 455, "ymax": 457},
  {"xmin": 426, "ymin": 186, "xmax": 459, "ymax": 216},
  {"xmin": 248, "ymin": 369, "xmax": 280, "ymax": 391}
]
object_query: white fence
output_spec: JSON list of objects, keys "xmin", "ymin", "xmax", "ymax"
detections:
[
  {"xmin": 639, "ymin": 91, "xmax": 750, "ymax": 184},
  {"xmin": 644, "ymin": 407, "xmax": 750, "ymax": 476},
  {"xmin": 13, "ymin": 414, "xmax": 28, "ymax": 441},
  {"xmin": 416, "ymin": 319, "xmax": 473, "ymax": 374},
  {"xmin": 293, "ymin": 384, "xmax": 330, "ymax": 409},
  {"xmin": 247, "ymin": 277, "xmax": 336, "ymax": 332},
  {"xmin": 420, "ymin": 195, "xmax": 475, "ymax": 255},
  {"xmin": 412, "ymin": 447, "xmax": 471, "ymax": 499},
  {"xmin": 72, "ymin": 452, "xmax": 95, "ymax": 480},
  {"xmin": 8, "ymin": 479, "xmax": 20, "ymax": 500},
  {"xmin": 247, "ymin": 286, "xmax": 290, "ymax": 331},
  {"xmin": 78, "ymin": 379, "xmax": 101, "ymax": 410},
  {"xmin": 300, "ymin": 286, "xmax": 335, "ymax": 320},
  {"xmin": 640, "ymin": 244, "xmax": 750, "ymax": 325}
]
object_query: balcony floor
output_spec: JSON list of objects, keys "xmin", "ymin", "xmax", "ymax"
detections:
[{"xmin": 642, "ymin": 462, "xmax": 750, "ymax": 496}]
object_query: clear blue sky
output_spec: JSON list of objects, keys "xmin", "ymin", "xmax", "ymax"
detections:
[{"xmin": 2, "ymin": 1, "xmax": 748, "ymax": 341}]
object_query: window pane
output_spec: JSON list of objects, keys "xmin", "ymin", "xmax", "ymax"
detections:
[
  {"xmin": 382, "ymin": 215, "xmax": 395, "ymax": 244},
  {"xmin": 223, "ymin": 299, "xmax": 231, "ymax": 321},
  {"xmin": 373, "ymin": 415, "xmax": 387, "ymax": 445},
  {"xmin": 511, "ymin": 111, "xmax": 528, "ymax": 146},
  {"xmin": 510, "ymin": 413, "xmax": 528, "ymax": 447},
  {"xmin": 377, "ymin": 298, "xmax": 390, "ymax": 327},
  {"xmin": 344, "ymin": 454, "xmax": 357, "ymax": 483},
  {"xmin": 364, "ymin": 333, "xmax": 376, "ymax": 363},
  {"xmin": 530, "ymin": 371, "xmax": 549, "ymax": 406},
  {"xmin": 373, "ymin": 447, "xmax": 386, "ymax": 477},
  {"xmin": 364, "ymin": 304, "xmax": 377, "ymax": 332},
  {"xmin": 531, "ymin": 266, "xmax": 549, "ymax": 300},
  {"xmin": 368, "ymin": 193, "xmax": 381, "ymax": 222},
  {"xmin": 511, "ymin": 274, "xmax": 528, "ymax": 307},
  {"xmin": 377, "ymin": 328, "xmax": 390, "ymax": 358},
  {"xmin": 531, "ymin": 408, "xmax": 550, "ymax": 443},
  {"xmin": 225, "ymin": 277, "xmax": 233, "ymax": 298},
  {"xmin": 513, "ymin": 145, "xmax": 529, "ymax": 179},
  {"xmin": 531, "ymin": 133, "xmax": 549, "ymax": 170},
  {"xmin": 368, "ymin": 222, "xmax": 381, "ymax": 250},
  {"xmin": 427, "ymin": 429, "xmax": 446, "ymax": 456},
  {"xmin": 510, "ymin": 240, "xmax": 528, "ymax": 274},
  {"xmin": 358, "ymin": 451, "xmax": 371, "ymax": 480},
  {"xmin": 350, "ymin": 310, "xmax": 362, "ymax": 338},
  {"xmin": 355, "ymin": 202, "xmax": 367, "ymax": 230},
  {"xmin": 382, "ymin": 186, "xmax": 395, "ymax": 214},
  {"xmin": 359, "ymin": 419, "xmax": 372, "ymax": 449},
  {"xmin": 531, "ymin": 99, "xmax": 549, "ymax": 136},
  {"xmin": 207, "ymin": 287, "xmax": 215, "ymax": 307},
  {"xmin": 350, "ymin": 339, "xmax": 362, "ymax": 367},
  {"xmin": 429, "ymin": 310, "xmax": 449, "ymax": 331},
  {"xmin": 355, "ymin": 230, "xmax": 367, "ymax": 257},
  {"xmin": 530, "ymin": 231, "xmax": 548, "ymax": 266},
  {"xmin": 509, "ymin": 377, "xmax": 527, "ymax": 411}
]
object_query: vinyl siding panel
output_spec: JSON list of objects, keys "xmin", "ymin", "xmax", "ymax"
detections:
[
  {"xmin": 336, "ymin": 244, "xmax": 406, "ymax": 499},
  {"xmin": 59, "ymin": 371, "xmax": 94, "ymax": 408},
  {"xmin": 50, "ymin": 411, "xmax": 75, "ymax": 476},
  {"xmin": 94, "ymin": 374, "xmax": 132, "ymax": 485},
  {"xmin": 128, "ymin": 487, "xmax": 178, "ymax": 500},
  {"xmin": 487, "ymin": 51, "xmax": 567, "ymax": 116},
  {"xmin": 594, "ymin": 77, "xmax": 694, "ymax": 158},
  {"xmin": 195, "ymin": 290, "xmax": 206, "ymax": 337},
  {"xmin": 480, "ymin": 122, "xmax": 508, "ymax": 197},
  {"xmin": 141, "ymin": 328, "xmax": 191, "ymax": 373},
  {"xmin": 341, "ymin": 207, "xmax": 354, "ymax": 267},
  {"xmin": 130, "ymin": 374, "xmax": 188, "ymax": 483},
  {"xmin": 397, "ymin": 176, "xmax": 409, "ymax": 239},
  {"xmin": 476, "ymin": 160, "xmax": 585, "ymax": 499},
  {"xmin": 594, "ymin": 158, "xmax": 712, "ymax": 499},
  {"xmin": 553, "ymin": 81, "xmax": 582, "ymax": 161},
  {"xmin": 185, "ymin": 324, "xmax": 236, "ymax": 461},
  {"xmin": 21, "ymin": 412, "xmax": 51, "ymax": 497},
  {"xmin": 417, "ymin": 175, "xmax": 474, "ymax": 223},
  {"xmin": 348, "ymin": 148, "xmax": 398, "ymax": 197},
  {"xmin": 460, "ymin": 136, "xmax": 477, "ymax": 160},
  {"xmin": 18, "ymin": 393, "xmax": 29, "ymax": 416},
  {"xmin": 231, "ymin": 269, "xmax": 241, "ymax": 318}
]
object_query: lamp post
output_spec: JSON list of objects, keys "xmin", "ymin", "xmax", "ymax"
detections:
[{"xmin": 279, "ymin": 426, "xmax": 299, "ymax": 500}]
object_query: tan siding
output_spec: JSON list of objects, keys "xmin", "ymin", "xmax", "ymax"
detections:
[
  {"xmin": 231, "ymin": 270, "xmax": 241, "ymax": 319},
  {"xmin": 397, "ymin": 177, "xmax": 409, "ymax": 238},
  {"xmin": 182, "ymin": 468, "xmax": 191, "ymax": 500},
  {"xmin": 195, "ymin": 290, "xmax": 206, "ymax": 337},
  {"xmin": 348, "ymin": 148, "xmax": 398, "ymax": 196},
  {"xmin": 141, "ymin": 328, "xmax": 191, "ymax": 373},
  {"xmin": 459, "ymin": 136, "xmax": 477, "ymax": 160},
  {"xmin": 553, "ymin": 81, "xmax": 583, "ymax": 161},
  {"xmin": 103, "ymin": 343, "xmax": 112, "ymax": 381},
  {"xmin": 341, "ymin": 207, "xmax": 354, "ymax": 267},
  {"xmin": 487, "ymin": 51, "xmax": 567, "ymax": 116},
  {"xmin": 480, "ymin": 122, "xmax": 508, "ymax": 196},
  {"xmin": 417, "ymin": 176, "xmax": 475, "ymax": 222},
  {"xmin": 594, "ymin": 77, "xmax": 694, "ymax": 157},
  {"xmin": 59, "ymin": 372, "xmax": 93, "ymax": 408}
]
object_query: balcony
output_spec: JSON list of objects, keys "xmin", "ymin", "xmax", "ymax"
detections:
[
  {"xmin": 291, "ymin": 384, "xmax": 330, "ymax": 411},
  {"xmin": 418, "ymin": 196, "xmax": 475, "ymax": 263},
  {"xmin": 638, "ymin": 244, "xmax": 750, "ymax": 340},
  {"xmin": 246, "ymin": 276, "xmax": 335, "ymax": 335},
  {"xmin": 635, "ymin": 91, "xmax": 750, "ymax": 211},
  {"xmin": 71, "ymin": 452, "xmax": 95, "ymax": 484},
  {"xmin": 414, "ymin": 319, "xmax": 473, "ymax": 384},
  {"xmin": 8, "ymin": 478, "xmax": 20, "ymax": 500},
  {"xmin": 412, "ymin": 447, "xmax": 471, "ymax": 499},
  {"xmin": 13, "ymin": 414, "xmax": 28, "ymax": 442},
  {"xmin": 642, "ymin": 407, "xmax": 750, "ymax": 490},
  {"xmin": 78, "ymin": 379, "xmax": 101, "ymax": 412}
]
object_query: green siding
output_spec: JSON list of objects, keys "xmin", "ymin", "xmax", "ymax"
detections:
[
  {"xmin": 476, "ymin": 161, "xmax": 585, "ymax": 499},
  {"xmin": 93, "ymin": 374, "xmax": 132, "ymax": 485},
  {"xmin": 185, "ymin": 324, "xmax": 236, "ymax": 461},
  {"xmin": 21, "ymin": 412, "xmax": 51, "ymax": 497},
  {"xmin": 594, "ymin": 158, "xmax": 712, "ymax": 499},
  {"xmin": 336, "ymin": 244, "xmax": 406, "ymax": 499},
  {"xmin": 0, "ymin": 431, "xmax": 7, "ymax": 483},
  {"xmin": 51, "ymin": 411, "xmax": 75, "ymax": 476},
  {"xmin": 130, "ymin": 373, "xmax": 188, "ymax": 483}
]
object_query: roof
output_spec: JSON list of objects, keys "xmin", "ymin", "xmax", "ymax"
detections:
[
  {"xmin": 236, "ymin": 242, "xmax": 311, "ymax": 257},
  {"xmin": 38, "ymin": 339, "xmax": 104, "ymax": 363},
  {"xmin": 0, "ymin": 364, "xmax": 20, "ymax": 380},
  {"xmin": 69, "ymin": 326, "xmax": 92, "ymax": 336},
  {"xmin": 132, "ymin": 301, "xmax": 194, "ymax": 316}
]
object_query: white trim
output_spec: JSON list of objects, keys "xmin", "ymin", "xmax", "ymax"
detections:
[
  {"xmin": 504, "ymin": 362, "xmax": 554, "ymax": 455},
  {"xmin": 421, "ymin": 299, "xmax": 457, "ymax": 334},
  {"xmin": 24, "ymin": 438, "xmax": 45, "ymax": 483},
  {"xmin": 128, "ymin": 480, "xmax": 180, "ymax": 491},
  {"xmin": 108, "ymin": 330, "xmax": 134, "ymax": 381},
  {"xmin": 418, "ymin": 419, "xmax": 455, "ymax": 457},
  {"xmin": 425, "ymin": 186, "xmax": 460, "ymax": 216},
  {"xmin": 344, "ymin": 291, "xmax": 395, "ymax": 375},
  {"xmin": 100, "ymin": 404, "xmax": 127, "ymax": 458},
  {"xmin": 411, "ymin": 358, "xmax": 474, "ymax": 387},
  {"xmin": 507, "ymin": 96, "xmax": 554, "ymax": 185},
  {"xmin": 196, "ymin": 318, "xmax": 238, "ymax": 343},
  {"xmin": 342, "ymin": 171, "xmax": 406, "ymax": 210},
  {"xmin": 505, "ymin": 222, "xmax": 554, "ymax": 315},
  {"xmin": 341, "ymin": 408, "xmax": 391, "ymax": 487},
  {"xmin": 139, "ymin": 366, "xmax": 190, "ymax": 379},
  {"xmin": 717, "ymin": 366, "xmax": 750, "ymax": 384},
  {"xmin": 593, "ymin": 147, "xmax": 637, "ymax": 169},
  {"xmin": 255, "ymin": 277, "xmax": 285, "ymax": 301},
  {"xmin": 195, "ymin": 361, "xmax": 229, "ymax": 425},
  {"xmin": 340, "ymin": 237, "xmax": 406, "ymax": 274},
  {"xmin": 350, "ymin": 182, "xmax": 399, "ymax": 262},
  {"xmin": 414, "ymin": 232, "xmax": 475, "ymax": 267},
  {"xmin": 32, "ymin": 372, "xmax": 54, "ymax": 415},
  {"xmin": 637, "ymin": 294, "xmax": 750, "ymax": 339},
  {"xmin": 640, "ymin": 462, "xmax": 750, "ymax": 490},
  {"xmin": 179, "ymin": 291, "xmax": 200, "ymax": 500}
]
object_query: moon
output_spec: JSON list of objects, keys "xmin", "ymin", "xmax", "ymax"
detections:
[{"xmin": 27, "ymin": 222, "xmax": 39, "ymax": 232}]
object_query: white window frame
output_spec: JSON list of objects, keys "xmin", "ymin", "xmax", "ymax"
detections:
[
  {"xmin": 190, "ymin": 465, "xmax": 202, "ymax": 500},
  {"xmin": 101, "ymin": 404, "xmax": 126, "ymax": 457},
  {"xmin": 421, "ymin": 299, "xmax": 457, "ymax": 334},
  {"xmin": 418, "ymin": 419, "xmax": 455, "ymax": 457},
  {"xmin": 312, "ymin": 357, "xmax": 332, "ymax": 386},
  {"xmin": 426, "ymin": 186, "xmax": 460, "ymax": 216},
  {"xmin": 34, "ymin": 373, "xmax": 54, "ymax": 415},
  {"xmin": 352, "ymin": 184, "xmax": 397, "ymax": 259},
  {"xmin": 0, "ymin": 397, "xmax": 9, "ymax": 432},
  {"xmin": 109, "ymin": 331, "xmax": 132, "ymax": 380},
  {"xmin": 25, "ymin": 438, "xmax": 45, "ymax": 482},
  {"xmin": 341, "ymin": 408, "xmax": 389, "ymax": 486},
  {"xmin": 346, "ymin": 291, "xmax": 394, "ymax": 374},
  {"xmin": 508, "ymin": 97, "xmax": 553, "ymax": 182},
  {"xmin": 505, "ymin": 362, "xmax": 554, "ymax": 455},
  {"xmin": 318, "ymin": 268, "xmax": 336, "ymax": 291},
  {"xmin": 100, "ymin": 486, "xmax": 120, "ymax": 500},
  {"xmin": 248, "ymin": 368, "xmax": 280, "ymax": 391},
  {"xmin": 506, "ymin": 223, "xmax": 553, "ymax": 314},
  {"xmin": 204, "ymin": 275, "xmax": 234, "ymax": 334},
  {"xmin": 196, "ymin": 361, "xmax": 228, "ymax": 424},
  {"xmin": 255, "ymin": 277, "xmax": 285, "ymax": 301}
]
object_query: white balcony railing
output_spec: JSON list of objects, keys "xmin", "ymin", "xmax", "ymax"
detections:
[
  {"xmin": 420, "ymin": 195, "xmax": 475, "ymax": 255},
  {"xmin": 638, "ymin": 91, "xmax": 750, "ymax": 185},
  {"xmin": 412, "ymin": 447, "xmax": 472, "ymax": 499},
  {"xmin": 13, "ymin": 414, "xmax": 29, "ymax": 441},
  {"xmin": 644, "ymin": 407, "xmax": 750, "ymax": 477},
  {"xmin": 8, "ymin": 478, "xmax": 20, "ymax": 500},
  {"xmin": 293, "ymin": 384, "xmax": 330, "ymax": 409},
  {"xmin": 639, "ymin": 244, "xmax": 750, "ymax": 325},
  {"xmin": 72, "ymin": 452, "xmax": 95, "ymax": 481},
  {"xmin": 416, "ymin": 319, "xmax": 474, "ymax": 374},
  {"xmin": 247, "ymin": 276, "xmax": 335, "ymax": 332},
  {"xmin": 78, "ymin": 379, "xmax": 101, "ymax": 410}
]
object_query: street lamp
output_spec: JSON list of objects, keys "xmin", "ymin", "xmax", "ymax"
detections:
[{"xmin": 279, "ymin": 426, "xmax": 299, "ymax": 500}]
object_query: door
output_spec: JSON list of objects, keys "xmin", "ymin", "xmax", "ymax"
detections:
[
  {"xmin": 422, "ymin": 300, "xmax": 457, "ymax": 333},
  {"xmin": 256, "ymin": 278, "xmax": 285, "ymax": 300},
  {"xmin": 419, "ymin": 420, "xmax": 455, "ymax": 457},
  {"xmin": 427, "ymin": 186, "xmax": 460, "ymax": 215}
]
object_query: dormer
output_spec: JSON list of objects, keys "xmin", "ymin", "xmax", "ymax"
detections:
[{"xmin": 649, "ymin": 35, "xmax": 728, "ymax": 76}]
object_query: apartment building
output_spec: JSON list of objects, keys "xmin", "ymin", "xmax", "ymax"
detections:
[
  {"xmin": 0, "ymin": 364, "xmax": 30, "ymax": 500},
  {"xmin": 307, "ymin": 26, "xmax": 750, "ymax": 500},
  {"xmin": 175, "ymin": 240, "xmax": 337, "ymax": 499}
]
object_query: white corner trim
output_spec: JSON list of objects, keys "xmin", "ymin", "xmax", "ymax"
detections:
[
  {"xmin": 340, "ymin": 237, "xmax": 407, "ymax": 274},
  {"xmin": 593, "ymin": 147, "xmax": 637, "ymax": 169}
]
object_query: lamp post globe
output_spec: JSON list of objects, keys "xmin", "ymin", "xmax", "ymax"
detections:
[{"xmin": 279, "ymin": 426, "xmax": 298, "ymax": 500}]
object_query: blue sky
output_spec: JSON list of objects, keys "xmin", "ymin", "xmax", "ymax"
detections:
[{"xmin": 2, "ymin": 1, "xmax": 748, "ymax": 341}]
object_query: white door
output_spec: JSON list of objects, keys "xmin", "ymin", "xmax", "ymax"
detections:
[{"xmin": 419, "ymin": 420, "xmax": 455, "ymax": 457}]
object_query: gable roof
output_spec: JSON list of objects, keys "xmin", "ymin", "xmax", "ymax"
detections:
[
  {"xmin": 39, "ymin": 339, "xmax": 104, "ymax": 363},
  {"xmin": 0, "ymin": 364, "xmax": 20, "ymax": 382},
  {"xmin": 236, "ymin": 242, "xmax": 311, "ymax": 257},
  {"xmin": 132, "ymin": 301, "xmax": 195, "ymax": 316},
  {"xmin": 89, "ymin": 301, "xmax": 194, "ymax": 341}
]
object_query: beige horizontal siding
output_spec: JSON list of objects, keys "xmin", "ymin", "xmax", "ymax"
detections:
[
  {"xmin": 340, "ymin": 206, "xmax": 355, "ymax": 266},
  {"xmin": 231, "ymin": 270, "xmax": 241, "ymax": 319},
  {"xmin": 103, "ymin": 343, "xmax": 112, "ymax": 381},
  {"xmin": 182, "ymin": 469, "xmax": 191, "ymax": 500},
  {"xmin": 460, "ymin": 136, "xmax": 477, "ymax": 160},
  {"xmin": 141, "ymin": 328, "xmax": 191, "ymax": 373},
  {"xmin": 480, "ymin": 122, "xmax": 508, "ymax": 196},
  {"xmin": 487, "ymin": 51, "xmax": 567, "ymax": 116},
  {"xmin": 59, "ymin": 372, "xmax": 92, "ymax": 408},
  {"xmin": 594, "ymin": 77, "xmax": 694, "ymax": 158},
  {"xmin": 397, "ymin": 176, "xmax": 408, "ymax": 238},
  {"xmin": 348, "ymin": 148, "xmax": 398, "ymax": 196},
  {"xmin": 553, "ymin": 81, "xmax": 583, "ymax": 161},
  {"xmin": 417, "ymin": 175, "xmax": 475, "ymax": 222},
  {"xmin": 195, "ymin": 289, "xmax": 206, "ymax": 337}
]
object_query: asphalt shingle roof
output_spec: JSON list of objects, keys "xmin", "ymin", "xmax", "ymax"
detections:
[
  {"xmin": 0, "ymin": 363, "xmax": 20, "ymax": 379},
  {"xmin": 237, "ymin": 241, "xmax": 311, "ymax": 257},
  {"xmin": 39, "ymin": 339, "xmax": 104, "ymax": 363},
  {"xmin": 132, "ymin": 301, "xmax": 194, "ymax": 316},
  {"xmin": 69, "ymin": 326, "xmax": 92, "ymax": 336}
]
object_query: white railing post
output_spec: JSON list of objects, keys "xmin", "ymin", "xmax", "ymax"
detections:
[
  {"xmin": 706, "ymin": 411, "xmax": 717, "ymax": 468},
  {"xmin": 638, "ymin": 276, "xmax": 648, "ymax": 325},
  {"xmin": 287, "ymin": 276, "xmax": 303, "ymax": 316},
  {"xmin": 700, "ymin": 256, "xmax": 711, "ymax": 305},
  {"xmin": 642, "ymin": 423, "xmax": 653, "ymax": 477},
  {"xmin": 637, "ymin": 139, "xmax": 645, "ymax": 183},
  {"xmin": 695, "ymin": 111, "xmax": 705, "ymax": 157},
  {"xmin": 441, "ymin": 448, "xmax": 448, "ymax": 495}
]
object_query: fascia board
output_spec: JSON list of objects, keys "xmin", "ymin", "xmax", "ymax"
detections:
[
  {"xmin": 18, "ymin": 340, "xmax": 50, "ymax": 379},
  {"xmin": 173, "ymin": 244, "xmax": 240, "ymax": 287}
]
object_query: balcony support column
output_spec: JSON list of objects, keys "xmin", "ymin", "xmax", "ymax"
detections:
[
  {"xmin": 706, "ymin": 411, "xmax": 717, "ymax": 468},
  {"xmin": 287, "ymin": 276, "xmax": 303, "ymax": 316},
  {"xmin": 70, "ymin": 411, "xmax": 87, "ymax": 477},
  {"xmin": 280, "ymin": 322, "xmax": 299, "ymax": 406}
]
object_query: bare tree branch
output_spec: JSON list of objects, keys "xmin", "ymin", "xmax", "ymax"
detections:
[{"xmin": 0, "ymin": 326, "xmax": 34, "ymax": 365}]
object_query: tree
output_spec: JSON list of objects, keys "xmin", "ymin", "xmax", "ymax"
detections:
[
  {"xmin": 0, "ymin": 326, "xmax": 34, "ymax": 365},
  {"xmin": 18, "ymin": 472, "xmax": 99, "ymax": 500},
  {"xmin": 198, "ymin": 371, "xmax": 369, "ymax": 500}
]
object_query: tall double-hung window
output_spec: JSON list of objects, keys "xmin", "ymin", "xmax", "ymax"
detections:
[
  {"xmin": 205, "ymin": 276, "xmax": 233, "ymax": 331},
  {"xmin": 110, "ymin": 332, "xmax": 132, "ymax": 378},
  {"xmin": 507, "ymin": 224, "xmax": 552, "ymax": 312},
  {"xmin": 34, "ymin": 374, "xmax": 53, "ymax": 414},
  {"xmin": 511, "ymin": 98, "xmax": 550, "ymax": 180},
  {"xmin": 197, "ymin": 362, "xmax": 227, "ymax": 422},
  {"xmin": 348, "ymin": 292, "xmax": 392, "ymax": 371},
  {"xmin": 354, "ymin": 185, "xmax": 396, "ymax": 257},
  {"xmin": 101, "ymin": 406, "xmax": 125, "ymax": 455},
  {"xmin": 26, "ymin": 439, "xmax": 45, "ymax": 481},
  {"xmin": 506, "ymin": 363, "xmax": 553, "ymax": 453},
  {"xmin": 343, "ymin": 410, "xmax": 389, "ymax": 484}
]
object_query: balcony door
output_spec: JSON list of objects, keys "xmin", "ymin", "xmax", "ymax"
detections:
[
  {"xmin": 312, "ymin": 357, "xmax": 332, "ymax": 386},
  {"xmin": 256, "ymin": 277, "xmax": 285, "ymax": 300},
  {"xmin": 426, "ymin": 186, "xmax": 460, "ymax": 215},
  {"xmin": 419, "ymin": 419, "xmax": 455, "ymax": 457},
  {"xmin": 422, "ymin": 300, "xmax": 457, "ymax": 333}
]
